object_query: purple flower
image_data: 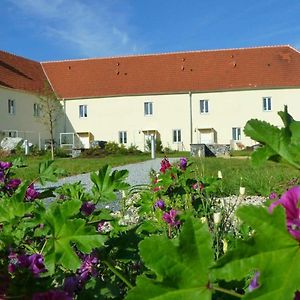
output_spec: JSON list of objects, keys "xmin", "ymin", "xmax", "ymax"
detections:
[
  {"xmin": 248, "ymin": 271, "xmax": 260, "ymax": 292},
  {"xmin": 32, "ymin": 290, "xmax": 72, "ymax": 300},
  {"xmin": 6, "ymin": 178, "xmax": 21, "ymax": 190},
  {"xmin": 160, "ymin": 158, "xmax": 171, "ymax": 173},
  {"xmin": 0, "ymin": 171, "xmax": 4, "ymax": 182},
  {"xmin": 8, "ymin": 252, "xmax": 18, "ymax": 273},
  {"xmin": 64, "ymin": 276, "xmax": 80, "ymax": 296},
  {"xmin": 179, "ymin": 157, "xmax": 187, "ymax": 170},
  {"xmin": 26, "ymin": 184, "xmax": 40, "ymax": 201},
  {"xmin": 27, "ymin": 254, "xmax": 46, "ymax": 276},
  {"xmin": 154, "ymin": 199, "xmax": 165, "ymax": 210},
  {"xmin": 163, "ymin": 209, "xmax": 180, "ymax": 227},
  {"xmin": 269, "ymin": 192, "xmax": 278, "ymax": 200},
  {"xmin": 269, "ymin": 186, "xmax": 300, "ymax": 240},
  {"xmin": 0, "ymin": 161, "xmax": 12, "ymax": 170},
  {"xmin": 78, "ymin": 253, "xmax": 98, "ymax": 283},
  {"xmin": 80, "ymin": 201, "xmax": 96, "ymax": 216}
]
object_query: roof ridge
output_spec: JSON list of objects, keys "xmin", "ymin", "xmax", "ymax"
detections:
[
  {"xmin": 0, "ymin": 49, "xmax": 40, "ymax": 64},
  {"xmin": 41, "ymin": 44, "xmax": 293, "ymax": 64}
]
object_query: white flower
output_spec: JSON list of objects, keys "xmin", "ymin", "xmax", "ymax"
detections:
[
  {"xmin": 217, "ymin": 170, "xmax": 223, "ymax": 179},
  {"xmin": 239, "ymin": 186, "xmax": 246, "ymax": 195},
  {"xmin": 213, "ymin": 212, "xmax": 221, "ymax": 225},
  {"xmin": 200, "ymin": 217, "xmax": 207, "ymax": 223},
  {"xmin": 222, "ymin": 239, "xmax": 228, "ymax": 253}
]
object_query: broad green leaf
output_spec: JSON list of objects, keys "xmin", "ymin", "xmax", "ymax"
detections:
[
  {"xmin": 244, "ymin": 107, "xmax": 300, "ymax": 169},
  {"xmin": 213, "ymin": 205, "xmax": 300, "ymax": 300},
  {"xmin": 91, "ymin": 165, "xmax": 129, "ymax": 202},
  {"xmin": 38, "ymin": 160, "xmax": 66, "ymax": 185},
  {"xmin": 0, "ymin": 182, "xmax": 33, "ymax": 222},
  {"xmin": 42, "ymin": 201, "xmax": 106, "ymax": 273},
  {"xmin": 126, "ymin": 217, "xmax": 213, "ymax": 300}
]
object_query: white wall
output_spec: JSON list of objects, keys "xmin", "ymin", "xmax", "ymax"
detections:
[
  {"xmin": 62, "ymin": 87, "xmax": 300, "ymax": 151},
  {"xmin": 0, "ymin": 86, "xmax": 50, "ymax": 147},
  {"xmin": 192, "ymin": 88, "xmax": 300, "ymax": 147}
]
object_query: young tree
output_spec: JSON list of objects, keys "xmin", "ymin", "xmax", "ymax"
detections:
[{"xmin": 38, "ymin": 82, "xmax": 62, "ymax": 160}]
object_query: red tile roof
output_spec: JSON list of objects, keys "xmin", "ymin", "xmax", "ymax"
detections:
[
  {"xmin": 0, "ymin": 50, "xmax": 48, "ymax": 94},
  {"xmin": 2, "ymin": 46, "xmax": 300, "ymax": 98},
  {"xmin": 41, "ymin": 45, "xmax": 300, "ymax": 99}
]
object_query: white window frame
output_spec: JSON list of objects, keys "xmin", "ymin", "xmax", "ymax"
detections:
[
  {"xmin": 119, "ymin": 131, "xmax": 127, "ymax": 144},
  {"xmin": 200, "ymin": 99, "xmax": 209, "ymax": 114},
  {"xmin": 173, "ymin": 129, "xmax": 182, "ymax": 143},
  {"xmin": 232, "ymin": 127, "xmax": 241, "ymax": 141},
  {"xmin": 263, "ymin": 97, "xmax": 272, "ymax": 111},
  {"xmin": 144, "ymin": 102, "xmax": 153, "ymax": 116},
  {"xmin": 79, "ymin": 105, "xmax": 88, "ymax": 118},
  {"xmin": 33, "ymin": 103, "xmax": 41, "ymax": 117},
  {"xmin": 8, "ymin": 99, "xmax": 15, "ymax": 115}
]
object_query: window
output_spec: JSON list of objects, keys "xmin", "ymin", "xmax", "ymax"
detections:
[
  {"xmin": 119, "ymin": 131, "xmax": 127, "ymax": 144},
  {"xmin": 8, "ymin": 99, "xmax": 15, "ymax": 115},
  {"xmin": 144, "ymin": 102, "xmax": 153, "ymax": 115},
  {"xmin": 263, "ymin": 97, "xmax": 272, "ymax": 111},
  {"xmin": 79, "ymin": 105, "xmax": 87, "ymax": 118},
  {"xmin": 33, "ymin": 103, "xmax": 41, "ymax": 117},
  {"xmin": 200, "ymin": 100, "xmax": 209, "ymax": 113},
  {"xmin": 232, "ymin": 127, "xmax": 241, "ymax": 141},
  {"xmin": 173, "ymin": 129, "xmax": 182, "ymax": 143}
]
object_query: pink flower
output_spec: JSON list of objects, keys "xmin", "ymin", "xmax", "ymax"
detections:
[
  {"xmin": 163, "ymin": 209, "xmax": 180, "ymax": 227},
  {"xmin": 26, "ymin": 184, "xmax": 40, "ymax": 201},
  {"xmin": 269, "ymin": 186, "xmax": 300, "ymax": 240},
  {"xmin": 160, "ymin": 158, "xmax": 171, "ymax": 173}
]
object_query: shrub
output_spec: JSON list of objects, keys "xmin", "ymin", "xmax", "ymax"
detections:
[
  {"xmin": 104, "ymin": 141, "xmax": 120, "ymax": 154},
  {"xmin": 80, "ymin": 147, "xmax": 106, "ymax": 158}
]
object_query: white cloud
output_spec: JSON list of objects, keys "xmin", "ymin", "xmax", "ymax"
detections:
[{"xmin": 6, "ymin": 0, "xmax": 143, "ymax": 57}]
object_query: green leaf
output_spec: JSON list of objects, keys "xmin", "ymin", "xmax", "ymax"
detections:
[
  {"xmin": 213, "ymin": 205, "xmax": 300, "ymax": 300},
  {"xmin": 126, "ymin": 217, "xmax": 213, "ymax": 300},
  {"xmin": 0, "ymin": 182, "xmax": 33, "ymax": 223},
  {"xmin": 244, "ymin": 108, "xmax": 300, "ymax": 169},
  {"xmin": 42, "ymin": 200, "xmax": 106, "ymax": 273},
  {"xmin": 91, "ymin": 165, "xmax": 130, "ymax": 202},
  {"xmin": 38, "ymin": 160, "xmax": 66, "ymax": 185}
]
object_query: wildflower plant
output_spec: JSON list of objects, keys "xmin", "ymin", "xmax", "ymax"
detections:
[{"xmin": 1, "ymin": 106, "xmax": 300, "ymax": 299}]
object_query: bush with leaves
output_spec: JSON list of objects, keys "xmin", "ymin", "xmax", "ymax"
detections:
[{"xmin": 1, "ymin": 106, "xmax": 300, "ymax": 299}]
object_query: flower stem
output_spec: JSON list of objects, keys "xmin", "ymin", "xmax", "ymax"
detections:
[
  {"xmin": 212, "ymin": 285, "xmax": 243, "ymax": 298},
  {"xmin": 103, "ymin": 260, "xmax": 133, "ymax": 289}
]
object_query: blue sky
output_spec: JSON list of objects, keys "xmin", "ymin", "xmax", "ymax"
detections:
[{"xmin": 1, "ymin": 0, "xmax": 300, "ymax": 61}]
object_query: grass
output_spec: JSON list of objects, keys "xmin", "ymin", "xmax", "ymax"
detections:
[
  {"xmin": 12, "ymin": 154, "xmax": 150, "ymax": 182},
  {"xmin": 192, "ymin": 157, "xmax": 300, "ymax": 197},
  {"xmin": 5, "ymin": 151, "xmax": 300, "ymax": 197},
  {"xmin": 10, "ymin": 151, "xmax": 189, "ymax": 182}
]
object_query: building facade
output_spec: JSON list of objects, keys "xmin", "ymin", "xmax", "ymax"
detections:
[{"xmin": 1, "ymin": 45, "xmax": 300, "ymax": 151}]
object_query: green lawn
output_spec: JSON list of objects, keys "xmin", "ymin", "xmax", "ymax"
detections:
[
  {"xmin": 192, "ymin": 156, "xmax": 300, "ymax": 196},
  {"xmin": 6, "ymin": 152, "xmax": 299, "ymax": 197},
  {"xmin": 10, "ymin": 151, "xmax": 188, "ymax": 182}
]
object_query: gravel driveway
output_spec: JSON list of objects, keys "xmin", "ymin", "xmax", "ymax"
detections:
[{"xmin": 40, "ymin": 157, "xmax": 179, "ymax": 192}]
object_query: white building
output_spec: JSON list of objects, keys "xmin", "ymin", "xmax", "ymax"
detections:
[{"xmin": 1, "ymin": 45, "xmax": 300, "ymax": 151}]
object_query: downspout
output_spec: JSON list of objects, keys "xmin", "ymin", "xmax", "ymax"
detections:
[
  {"xmin": 63, "ymin": 98, "xmax": 66, "ymax": 133},
  {"xmin": 189, "ymin": 91, "xmax": 193, "ymax": 146}
]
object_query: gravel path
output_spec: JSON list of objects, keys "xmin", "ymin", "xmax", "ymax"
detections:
[{"xmin": 39, "ymin": 157, "xmax": 179, "ymax": 192}]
